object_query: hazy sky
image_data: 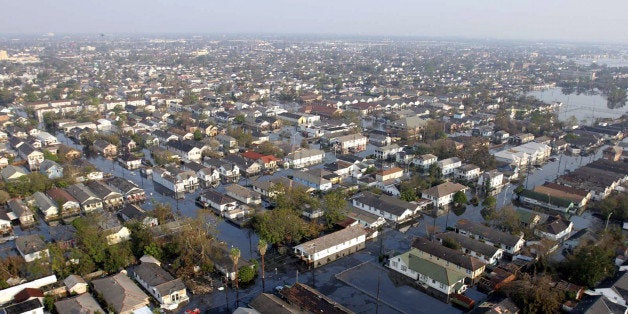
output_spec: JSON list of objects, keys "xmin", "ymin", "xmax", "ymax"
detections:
[{"xmin": 2, "ymin": 0, "xmax": 627, "ymax": 43}]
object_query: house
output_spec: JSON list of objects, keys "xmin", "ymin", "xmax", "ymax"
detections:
[
  {"xmin": 1, "ymin": 165, "xmax": 28, "ymax": 181},
  {"xmin": 183, "ymin": 161, "xmax": 220, "ymax": 188},
  {"xmin": 63, "ymin": 274, "xmax": 88, "ymax": 294},
  {"xmin": 293, "ymin": 225, "xmax": 367, "ymax": 268},
  {"xmin": 165, "ymin": 140, "xmax": 203, "ymax": 162},
  {"xmin": 8, "ymin": 199, "xmax": 36, "ymax": 227},
  {"xmin": 421, "ymin": 182, "xmax": 469, "ymax": 208},
  {"xmin": 46, "ymin": 188, "xmax": 81, "ymax": 216},
  {"xmin": 284, "ymin": 148, "xmax": 325, "ymax": 169},
  {"xmin": 224, "ymin": 184, "xmax": 262, "ymax": 205},
  {"xmin": 291, "ymin": 169, "xmax": 333, "ymax": 191},
  {"xmin": 437, "ymin": 157, "xmax": 462, "ymax": 176},
  {"xmin": 534, "ymin": 215, "xmax": 574, "ymax": 242},
  {"xmin": 533, "ymin": 182, "xmax": 592, "ymax": 209},
  {"xmin": 329, "ymin": 134, "xmax": 368, "ymax": 154},
  {"xmin": 105, "ymin": 176, "xmax": 146, "ymax": 203},
  {"xmin": 519, "ymin": 189, "xmax": 576, "ymax": 213},
  {"xmin": 15, "ymin": 234, "xmax": 49, "ymax": 262},
  {"xmin": 198, "ymin": 190, "xmax": 238, "ymax": 214},
  {"xmin": 204, "ymin": 158, "xmax": 240, "ymax": 183},
  {"xmin": 49, "ymin": 225, "xmax": 76, "ymax": 249},
  {"xmin": 223, "ymin": 154, "xmax": 261, "ymax": 177},
  {"xmin": 248, "ymin": 293, "xmax": 301, "ymax": 314},
  {"xmin": 16, "ymin": 143, "xmax": 44, "ymax": 170},
  {"xmin": 389, "ymin": 249, "xmax": 468, "ymax": 296},
  {"xmin": 32, "ymin": 191, "xmax": 59, "ymax": 220},
  {"xmin": 39, "ymin": 159, "xmax": 63, "ymax": 179},
  {"xmin": 0, "ymin": 299, "xmax": 44, "ymax": 314},
  {"xmin": 65, "ymin": 183, "xmax": 103, "ymax": 212},
  {"xmin": 93, "ymin": 139, "xmax": 117, "ymax": 157},
  {"xmin": 589, "ymin": 271, "xmax": 628, "ymax": 308},
  {"xmin": 279, "ymin": 283, "xmax": 353, "ymax": 314},
  {"xmin": 477, "ymin": 170, "xmax": 505, "ymax": 195},
  {"xmin": 152, "ymin": 167, "xmax": 187, "ymax": 199},
  {"xmin": 215, "ymin": 134, "xmax": 237, "ymax": 149},
  {"xmin": 571, "ymin": 294, "xmax": 628, "ymax": 314},
  {"xmin": 86, "ymin": 180, "xmax": 124, "ymax": 210},
  {"xmin": 346, "ymin": 206, "xmax": 386, "ymax": 229},
  {"xmin": 118, "ymin": 153, "xmax": 142, "ymax": 170},
  {"xmin": 92, "ymin": 272, "xmax": 150, "ymax": 314},
  {"xmin": 410, "ymin": 237, "xmax": 486, "ymax": 283},
  {"xmin": 55, "ymin": 294, "xmax": 104, "ymax": 314},
  {"xmin": 351, "ymin": 191, "xmax": 426, "ymax": 223},
  {"xmin": 212, "ymin": 246, "xmax": 254, "ymax": 281},
  {"xmin": 0, "ymin": 211, "xmax": 12, "ymax": 235},
  {"xmin": 119, "ymin": 204, "xmax": 158, "ymax": 227},
  {"xmin": 455, "ymin": 219, "xmax": 525, "ymax": 255},
  {"xmin": 435, "ymin": 231, "xmax": 504, "ymax": 265},
  {"xmin": 455, "ymin": 164, "xmax": 481, "ymax": 181},
  {"xmin": 375, "ymin": 144, "xmax": 403, "ymax": 160},
  {"xmin": 97, "ymin": 212, "xmax": 131, "ymax": 245},
  {"xmin": 128, "ymin": 259, "xmax": 189, "ymax": 309},
  {"xmin": 241, "ymin": 151, "xmax": 280, "ymax": 171}
]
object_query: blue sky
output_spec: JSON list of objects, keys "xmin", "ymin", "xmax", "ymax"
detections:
[{"xmin": 2, "ymin": 0, "xmax": 627, "ymax": 43}]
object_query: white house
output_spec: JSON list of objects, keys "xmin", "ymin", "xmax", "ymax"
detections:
[
  {"xmin": 284, "ymin": 148, "xmax": 325, "ymax": 169},
  {"xmin": 456, "ymin": 219, "xmax": 525, "ymax": 255},
  {"xmin": 293, "ymin": 225, "xmax": 367, "ymax": 268},
  {"xmin": 438, "ymin": 157, "xmax": 462, "ymax": 176},
  {"xmin": 389, "ymin": 249, "xmax": 467, "ymax": 296},
  {"xmin": 534, "ymin": 215, "xmax": 574, "ymax": 242},
  {"xmin": 421, "ymin": 182, "xmax": 469, "ymax": 208},
  {"xmin": 16, "ymin": 235, "xmax": 49, "ymax": 263},
  {"xmin": 351, "ymin": 191, "xmax": 426, "ymax": 223},
  {"xmin": 129, "ymin": 259, "xmax": 189, "ymax": 310},
  {"xmin": 198, "ymin": 190, "xmax": 238, "ymax": 214},
  {"xmin": 413, "ymin": 154, "xmax": 438, "ymax": 169},
  {"xmin": 291, "ymin": 169, "xmax": 333, "ymax": 191},
  {"xmin": 436, "ymin": 232, "xmax": 504, "ymax": 265},
  {"xmin": 224, "ymin": 184, "xmax": 262, "ymax": 205},
  {"xmin": 454, "ymin": 164, "xmax": 481, "ymax": 181}
]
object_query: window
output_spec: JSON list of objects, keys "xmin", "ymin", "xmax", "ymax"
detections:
[{"xmin": 401, "ymin": 265, "xmax": 407, "ymax": 272}]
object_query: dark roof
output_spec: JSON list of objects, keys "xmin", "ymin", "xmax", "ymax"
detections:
[
  {"xmin": 118, "ymin": 204, "xmax": 147, "ymax": 221},
  {"xmin": 455, "ymin": 219, "xmax": 523, "ymax": 248},
  {"xmin": 105, "ymin": 176, "xmax": 143, "ymax": 195},
  {"xmin": 201, "ymin": 190, "xmax": 237, "ymax": 205},
  {"xmin": 435, "ymin": 231, "xmax": 501, "ymax": 259},
  {"xmin": 128, "ymin": 262, "xmax": 185, "ymax": 296},
  {"xmin": 352, "ymin": 191, "xmax": 415, "ymax": 217},
  {"xmin": 15, "ymin": 234, "xmax": 47, "ymax": 255},
  {"xmin": 520, "ymin": 189, "xmax": 574, "ymax": 208},
  {"xmin": 279, "ymin": 283, "xmax": 353, "ymax": 314},
  {"xmin": 49, "ymin": 224, "xmax": 76, "ymax": 243},
  {"xmin": 1, "ymin": 299, "xmax": 43, "ymax": 314},
  {"xmin": 85, "ymin": 180, "xmax": 121, "ymax": 200},
  {"xmin": 65, "ymin": 183, "xmax": 100, "ymax": 204},
  {"xmin": 249, "ymin": 293, "xmax": 299, "ymax": 314},
  {"xmin": 572, "ymin": 295, "xmax": 627, "ymax": 314},
  {"xmin": 536, "ymin": 215, "xmax": 573, "ymax": 235},
  {"xmin": 13, "ymin": 288, "xmax": 44, "ymax": 303},
  {"xmin": 411, "ymin": 237, "xmax": 486, "ymax": 271}
]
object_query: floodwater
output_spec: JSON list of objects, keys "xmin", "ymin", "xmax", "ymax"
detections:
[{"xmin": 527, "ymin": 87, "xmax": 626, "ymax": 124}]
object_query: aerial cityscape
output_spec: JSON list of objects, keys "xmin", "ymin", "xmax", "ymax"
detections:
[{"xmin": 0, "ymin": 2, "xmax": 627, "ymax": 314}]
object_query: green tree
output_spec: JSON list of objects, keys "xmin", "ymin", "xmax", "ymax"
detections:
[
  {"xmin": 234, "ymin": 114, "xmax": 246, "ymax": 124},
  {"xmin": 442, "ymin": 237, "xmax": 461, "ymax": 250},
  {"xmin": 322, "ymin": 190, "xmax": 347, "ymax": 227},
  {"xmin": 143, "ymin": 243, "xmax": 163, "ymax": 260},
  {"xmin": 482, "ymin": 196, "xmax": 497, "ymax": 209},
  {"xmin": 501, "ymin": 275, "xmax": 564, "ymax": 314},
  {"xmin": 238, "ymin": 265, "xmax": 255, "ymax": 284},
  {"xmin": 453, "ymin": 191, "xmax": 467, "ymax": 207},
  {"xmin": 73, "ymin": 216, "xmax": 108, "ymax": 264},
  {"xmin": 152, "ymin": 203, "xmax": 174, "ymax": 224},
  {"xmin": 193, "ymin": 129, "xmax": 203, "ymax": 141},
  {"xmin": 561, "ymin": 244, "xmax": 616, "ymax": 287}
]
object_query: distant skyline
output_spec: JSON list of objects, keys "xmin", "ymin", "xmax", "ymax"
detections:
[{"xmin": 2, "ymin": 0, "xmax": 628, "ymax": 44}]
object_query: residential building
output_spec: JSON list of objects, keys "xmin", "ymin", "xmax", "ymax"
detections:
[
  {"xmin": 98, "ymin": 212, "xmax": 131, "ymax": 245},
  {"xmin": 413, "ymin": 154, "xmax": 438, "ymax": 169},
  {"xmin": 455, "ymin": 219, "xmax": 525, "ymax": 255},
  {"xmin": 435, "ymin": 232, "xmax": 504, "ymax": 265},
  {"xmin": 389, "ymin": 249, "xmax": 467, "ymax": 296},
  {"xmin": 8, "ymin": 199, "xmax": 35, "ymax": 227},
  {"xmin": 128, "ymin": 259, "xmax": 189, "ymax": 309},
  {"xmin": 351, "ymin": 191, "xmax": 426, "ymax": 223},
  {"xmin": 46, "ymin": 188, "xmax": 81, "ymax": 215},
  {"xmin": 477, "ymin": 170, "xmax": 505, "ymax": 195},
  {"xmin": 293, "ymin": 225, "xmax": 367, "ymax": 267},
  {"xmin": 105, "ymin": 176, "xmax": 146, "ymax": 203},
  {"xmin": 533, "ymin": 182, "xmax": 592, "ymax": 209},
  {"xmin": 421, "ymin": 182, "xmax": 469, "ymax": 208},
  {"xmin": 375, "ymin": 144, "xmax": 403, "ymax": 160},
  {"xmin": 92, "ymin": 272, "xmax": 150, "ymax": 314},
  {"xmin": 534, "ymin": 215, "xmax": 574, "ymax": 242},
  {"xmin": 329, "ymin": 134, "xmax": 368, "ymax": 154},
  {"xmin": 291, "ymin": 169, "xmax": 333, "ymax": 191},
  {"xmin": 39, "ymin": 159, "xmax": 63, "ymax": 179},
  {"xmin": 119, "ymin": 204, "xmax": 158, "ymax": 227},
  {"xmin": 93, "ymin": 139, "xmax": 118, "ymax": 157},
  {"xmin": 279, "ymin": 283, "xmax": 354, "ymax": 314},
  {"xmin": 16, "ymin": 234, "xmax": 49, "ymax": 262},
  {"xmin": 519, "ymin": 189, "xmax": 576, "ymax": 213},
  {"xmin": 438, "ymin": 157, "xmax": 462, "ymax": 176},
  {"xmin": 224, "ymin": 184, "xmax": 262, "ymax": 205},
  {"xmin": 284, "ymin": 148, "xmax": 325, "ymax": 169},
  {"xmin": 32, "ymin": 191, "xmax": 59, "ymax": 221},
  {"xmin": 455, "ymin": 164, "xmax": 481, "ymax": 181},
  {"xmin": 55, "ymin": 294, "xmax": 104, "ymax": 314},
  {"xmin": 65, "ymin": 183, "xmax": 103, "ymax": 212},
  {"xmin": 411, "ymin": 237, "xmax": 486, "ymax": 283},
  {"xmin": 1, "ymin": 299, "xmax": 44, "ymax": 314},
  {"xmin": 198, "ymin": 190, "xmax": 238, "ymax": 214},
  {"xmin": 63, "ymin": 275, "xmax": 88, "ymax": 295},
  {"xmin": 86, "ymin": 180, "xmax": 124, "ymax": 210}
]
